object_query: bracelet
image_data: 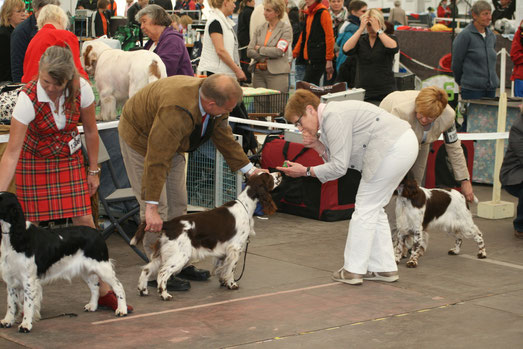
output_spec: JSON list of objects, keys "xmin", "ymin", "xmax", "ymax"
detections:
[{"xmin": 88, "ymin": 167, "xmax": 101, "ymax": 176}]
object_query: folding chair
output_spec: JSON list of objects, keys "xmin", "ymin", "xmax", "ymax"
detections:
[{"xmin": 95, "ymin": 137, "xmax": 149, "ymax": 262}]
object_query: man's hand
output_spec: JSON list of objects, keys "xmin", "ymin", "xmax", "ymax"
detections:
[
  {"xmin": 145, "ymin": 203, "xmax": 163, "ymax": 232},
  {"xmin": 461, "ymin": 180, "xmax": 475, "ymax": 202},
  {"xmin": 247, "ymin": 168, "xmax": 269, "ymax": 177}
]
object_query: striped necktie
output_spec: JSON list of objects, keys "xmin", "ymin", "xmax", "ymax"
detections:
[{"xmin": 201, "ymin": 113, "xmax": 208, "ymax": 136}]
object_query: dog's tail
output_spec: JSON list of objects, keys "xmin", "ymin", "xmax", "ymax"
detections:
[
  {"xmin": 148, "ymin": 60, "xmax": 162, "ymax": 84},
  {"xmin": 130, "ymin": 223, "xmax": 147, "ymax": 246}
]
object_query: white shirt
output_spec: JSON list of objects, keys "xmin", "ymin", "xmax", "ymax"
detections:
[{"xmin": 13, "ymin": 78, "xmax": 95, "ymax": 130}]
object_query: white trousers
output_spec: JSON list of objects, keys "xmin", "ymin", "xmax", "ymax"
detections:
[{"xmin": 344, "ymin": 129, "xmax": 418, "ymax": 274}]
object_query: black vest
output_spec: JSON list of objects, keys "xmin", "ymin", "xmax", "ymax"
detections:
[
  {"xmin": 175, "ymin": 105, "xmax": 215, "ymax": 152},
  {"xmin": 299, "ymin": 8, "xmax": 327, "ymax": 65}
]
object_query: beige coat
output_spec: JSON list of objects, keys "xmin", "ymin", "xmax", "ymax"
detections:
[
  {"xmin": 118, "ymin": 75, "xmax": 250, "ymax": 202},
  {"xmin": 247, "ymin": 20, "xmax": 292, "ymax": 75},
  {"xmin": 380, "ymin": 90, "xmax": 470, "ymax": 183}
]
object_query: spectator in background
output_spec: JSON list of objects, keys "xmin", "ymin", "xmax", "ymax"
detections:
[
  {"xmin": 511, "ymin": 20, "xmax": 523, "ymax": 97},
  {"xmin": 335, "ymin": 0, "xmax": 366, "ymax": 83},
  {"xmin": 196, "ymin": 0, "xmax": 204, "ymax": 11},
  {"xmin": 492, "ymin": 0, "xmax": 515, "ymax": 25},
  {"xmin": 171, "ymin": 13, "xmax": 183, "ymax": 31},
  {"xmin": 179, "ymin": 14, "xmax": 193, "ymax": 29},
  {"xmin": 197, "ymin": 0, "xmax": 246, "ymax": 81},
  {"xmin": 10, "ymin": 0, "xmax": 60, "ymax": 83},
  {"xmin": 342, "ymin": 8, "xmax": 398, "ymax": 104},
  {"xmin": 237, "ymin": 0, "xmax": 255, "ymax": 84},
  {"xmin": 437, "ymin": 0, "xmax": 451, "ymax": 24},
  {"xmin": 124, "ymin": 0, "xmax": 135, "ymax": 16},
  {"xmin": 292, "ymin": 0, "xmax": 334, "ymax": 85},
  {"xmin": 0, "ymin": 0, "xmax": 26, "ymax": 82},
  {"xmin": 22, "ymin": 4, "xmax": 88, "ymax": 83},
  {"xmin": 152, "ymin": 0, "xmax": 173, "ymax": 11},
  {"xmin": 107, "ymin": 0, "xmax": 117, "ymax": 15},
  {"xmin": 181, "ymin": 0, "xmax": 196, "ymax": 10},
  {"xmin": 327, "ymin": 0, "xmax": 347, "ymax": 84},
  {"xmin": 94, "ymin": 0, "xmax": 111, "ymax": 37},
  {"xmin": 76, "ymin": 0, "xmax": 98, "ymax": 11},
  {"xmin": 451, "ymin": 1, "xmax": 498, "ymax": 108},
  {"xmin": 247, "ymin": 0, "xmax": 292, "ymax": 92},
  {"xmin": 427, "ymin": 6, "xmax": 436, "ymax": 26},
  {"xmin": 293, "ymin": 0, "xmax": 307, "ymax": 83},
  {"xmin": 127, "ymin": 0, "xmax": 148, "ymax": 46},
  {"xmin": 500, "ymin": 104, "xmax": 523, "ymax": 239},
  {"xmin": 137, "ymin": 5, "xmax": 193, "ymax": 77},
  {"xmin": 388, "ymin": 0, "xmax": 407, "ymax": 26},
  {"xmin": 329, "ymin": 0, "xmax": 348, "ymax": 35}
]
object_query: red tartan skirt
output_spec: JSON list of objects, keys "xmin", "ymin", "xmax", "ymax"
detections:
[{"xmin": 15, "ymin": 150, "xmax": 91, "ymax": 222}]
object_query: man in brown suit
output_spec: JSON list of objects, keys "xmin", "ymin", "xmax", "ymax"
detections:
[{"xmin": 119, "ymin": 74, "xmax": 263, "ymax": 290}]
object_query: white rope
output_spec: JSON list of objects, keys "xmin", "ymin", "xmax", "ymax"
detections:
[{"xmin": 0, "ymin": 118, "xmax": 509, "ymax": 143}]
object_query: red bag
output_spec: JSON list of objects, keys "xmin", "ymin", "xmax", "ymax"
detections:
[{"xmin": 261, "ymin": 136, "xmax": 360, "ymax": 221}]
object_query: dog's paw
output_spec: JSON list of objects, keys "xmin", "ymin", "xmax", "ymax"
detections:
[
  {"xmin": 448, "ymin": 249, "xmax": 459, "ymax": 255},
  {"xmin": 477, "ymin": 251, "xmax": 487, "ymax": 259},
  {"xmin": 226, "ymin": 282, "xmax": 239, "ymax": 290},
  {"xmin": 84, "ymin": 303, "xmax": 98, "ymax": 312},
  {"xmin": 115, "ymin": 308, "xmax": 128, "ymax": 317},
  {"xmin": 0, "ymin": 320, "xmax": 13, "ymax": 328},
  {"xmin": 138, "ymin": 288, "xmax": 149, "ymax": 296},
  {"xmin": 160, "ymin": 292, "xmax": 172, "ymax": 301},
  {"xmin": 18, "ymin": 324, "xmax": 31, "ymax": 333},
  {"xmin": 406, "ymin": 260, "xmax": 418, "ymax": 268}
]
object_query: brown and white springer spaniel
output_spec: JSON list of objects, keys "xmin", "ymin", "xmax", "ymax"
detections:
[
  {"xmin": 395, "ymin": 174, "xmax": 487, "ymax": 268},
  {"xmin": 130, "ymin": 172, "xmax": 282, "ymax": 301}
]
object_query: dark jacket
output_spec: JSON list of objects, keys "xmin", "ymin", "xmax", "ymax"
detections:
[
  {"xmin": 144, "ymin": 26, "xmax": 193, "ymax": 77},
  {"xmin": 151, "ymin": 0, "xmax": 173, "ymax": 11},
  {"xmin": 76, "ymin": 0, "xmax": 98, "ymax": 10},
  {"xmin": 451, "ymin": 23, "xmax": 499, "ymax": 92},
  {"xmin": 94, "ymin": 10, "xmax": 111, "ymax": 37},
  {"xmin": 0, "ymin": 25, "xmax": 14, "ymax": 82},
  {"xmin": 501, "ymin": 113, "xmax": 523, "ymax": 186},
  {"xmin": 127, "ymin": 2, "xmax": 142, "ymax": 25},
  {"xmin": 237, "ymin": 5, "xmax": 254, "ymax": 48},
  {"xmin": 346, "ymin": 34, "xmax": 399, "ymax": 101},
  {"xmin": 10, "ymin": 14, "xmax": 37, "ymax": 82}
]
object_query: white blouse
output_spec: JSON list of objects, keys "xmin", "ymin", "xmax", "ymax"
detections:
[{"xmin": 13, "ymin": 78, "xmax": 95, "ymax": 130}]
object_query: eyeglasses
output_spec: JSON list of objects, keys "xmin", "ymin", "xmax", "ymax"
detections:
[{"xmin": 294, "ymin": 114, "xmax": 304, "ymax": 127}]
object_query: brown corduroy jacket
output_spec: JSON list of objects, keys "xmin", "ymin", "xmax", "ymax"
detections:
[{"xmin": 118, "ymin": 75, "xmax": 250, "ymax": 202}]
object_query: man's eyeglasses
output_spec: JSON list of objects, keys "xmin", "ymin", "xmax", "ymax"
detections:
[{"xmin": 294, "ymin": 114, "xmax": 304, "ymax": 127}]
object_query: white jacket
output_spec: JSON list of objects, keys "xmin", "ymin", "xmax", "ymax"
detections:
[{"xmin": 197, "ymin": 9, "xmax": 239, "ymax": 76}]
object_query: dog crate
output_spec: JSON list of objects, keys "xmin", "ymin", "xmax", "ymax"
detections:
[
  {"xmin": 242, "ymin": 88, "xmax": 289, "ymax": 118},
  {"xmin": 186, "ymin": 135, "xmax": 243, "ymax": 209}
]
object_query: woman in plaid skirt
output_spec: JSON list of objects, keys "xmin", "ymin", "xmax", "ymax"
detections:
[{"xmin": 0, "ymin": 45, "xmax": 132, "ymax": 312}]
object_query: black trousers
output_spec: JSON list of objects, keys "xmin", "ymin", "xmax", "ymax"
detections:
[{"xmin": 303, "ymin": 62, "xmax": 325, "ymax": 86}]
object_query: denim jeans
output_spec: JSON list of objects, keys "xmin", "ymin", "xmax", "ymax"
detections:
[{"xmin": 503, "ymin": 183, "xmax": 523, "ymax": 232}]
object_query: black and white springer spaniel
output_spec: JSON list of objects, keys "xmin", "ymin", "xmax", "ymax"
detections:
[
  {"xmin": 131, "ymin": 172, "xmax": 282, "ymax": 301},
  {"xmin": 0, "ymin": 192, "xmax": 128, "ymax": 333},
  {"xmin": 395, "ymin": 174, "xmax": 487, "ymax": 268}
]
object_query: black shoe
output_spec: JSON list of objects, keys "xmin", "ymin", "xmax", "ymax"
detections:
[
  {"xmin": 177, "ymin": 265, "xmax": 211, "ymax": 281},
  {"xmin": 148, "ymin": 276, "xmax": 191, "ymax": 291}
]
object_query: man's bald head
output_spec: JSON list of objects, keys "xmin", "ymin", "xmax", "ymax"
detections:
[{"xmin": 200, "ymin": 74, "xmax": 243, "ymax": 106}]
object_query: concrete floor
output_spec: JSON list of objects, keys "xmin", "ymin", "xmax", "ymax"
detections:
[{"xmin": 0, "ymin": 184, "xmax": 522, "ymax": 348}]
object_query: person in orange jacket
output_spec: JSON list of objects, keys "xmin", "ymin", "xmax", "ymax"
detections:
[{"xmin": 292, "ymin": 0, "xmax": 334, "ymax": 85}]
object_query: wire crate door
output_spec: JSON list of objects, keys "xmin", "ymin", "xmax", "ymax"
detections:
[{"xmin": 187, "ymin": 135, "xmax": 243, "ymax": 209}]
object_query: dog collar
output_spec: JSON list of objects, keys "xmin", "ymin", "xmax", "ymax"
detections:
[{"xmin": 235, "ymin": 199, "xmax": 249, "ymax": 214}]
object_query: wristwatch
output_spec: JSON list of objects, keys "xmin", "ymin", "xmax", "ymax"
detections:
[
  {"xmin": 377, "ymin": 29, "xmax": 384, "ymax": 36},
  {"xmin": 306, "ymin": 167, "xmax": 311, "ymax": 177}
]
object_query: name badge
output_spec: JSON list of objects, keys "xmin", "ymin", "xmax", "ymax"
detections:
[
  {"xmin": 68, "ymin": 131, "xmax": 81, "ymax": 154},
  {"xmin": 443, "ymin": 124, "xmax": 458, "ymax": 144},
  {"xmin": 277, "ymin": 39, "xmax": 289, "ymax": 53}
]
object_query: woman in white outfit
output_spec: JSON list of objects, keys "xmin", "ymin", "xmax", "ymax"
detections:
[
  {"xmin": 277, "ymin": 90, "xmax": 419, "ymax": 285},
  {"xmin": 197, "ymin": 0, "xmax": 246, "ymax": 80}
]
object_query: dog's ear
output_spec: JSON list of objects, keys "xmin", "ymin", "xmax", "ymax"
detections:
[
  {"xmin": 255, "ymin": 174, "xmax": 277, "ymax": 215},
  {"xmin": 83, "ymin": 45, "xmax": 93, "ymax": 68}
]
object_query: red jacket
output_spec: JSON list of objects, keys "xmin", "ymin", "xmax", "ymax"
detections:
[
  {"xmin": 511, "ymin": 26, "xmax": 523, "ymax": 80},
  {"xmin": 22, "ymin": 24, "xmax": 88, "ymax": 83}
]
